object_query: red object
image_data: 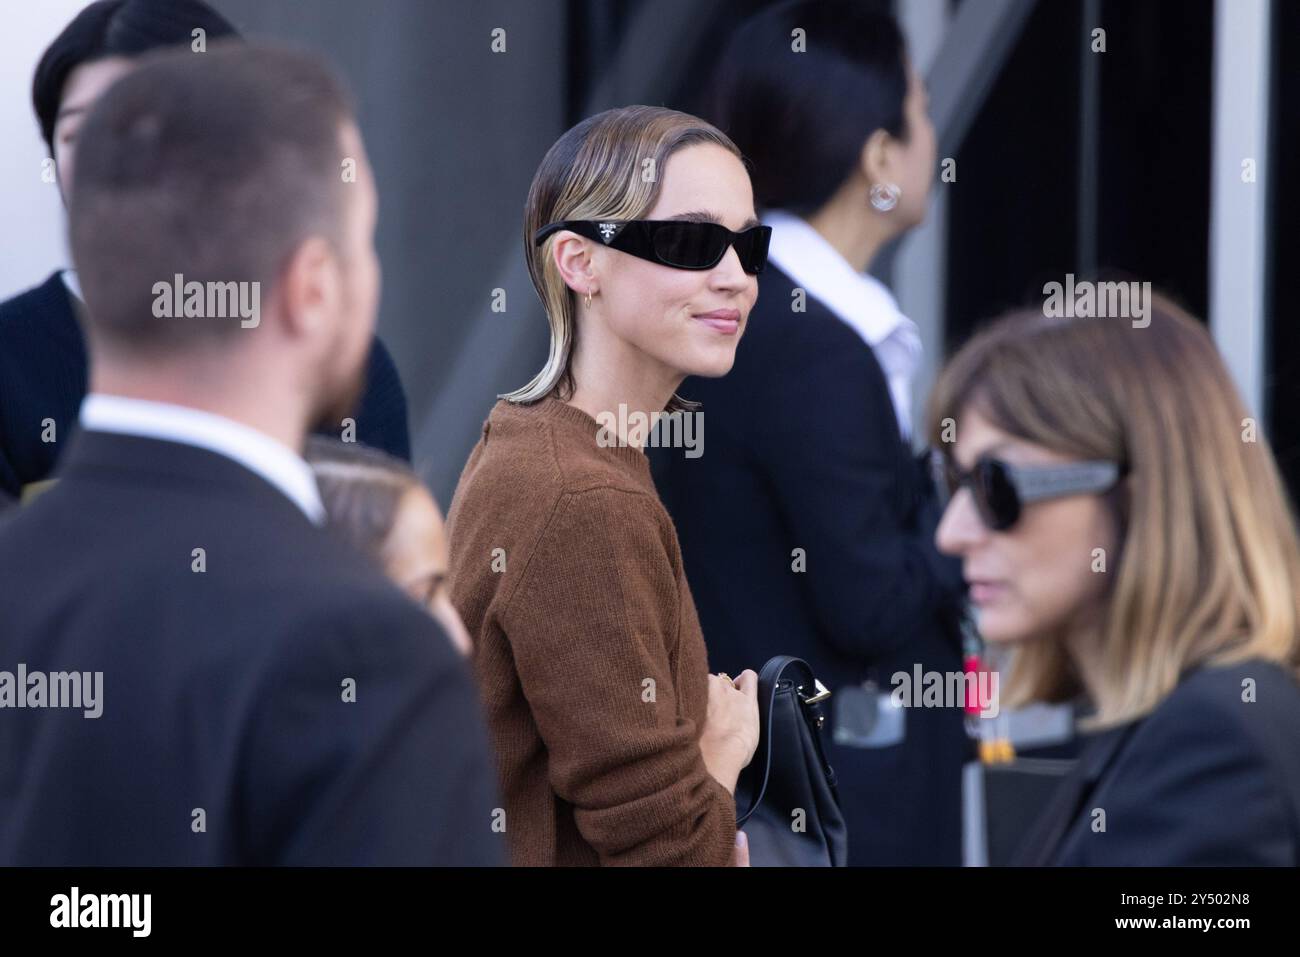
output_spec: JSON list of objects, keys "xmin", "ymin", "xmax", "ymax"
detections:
[{"xmin": 964, "ymin": 653, "xmax": 984, "ymax": 714}]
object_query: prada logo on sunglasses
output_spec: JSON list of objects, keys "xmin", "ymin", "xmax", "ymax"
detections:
[{"xmin": 597, "ymin": 222, "xmax": 619, "ymax": 243}]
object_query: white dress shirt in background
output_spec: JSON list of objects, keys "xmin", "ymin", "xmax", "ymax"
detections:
[{"xmin": 764, "ymin": 210, "xmax": 923, "ymax": 440}]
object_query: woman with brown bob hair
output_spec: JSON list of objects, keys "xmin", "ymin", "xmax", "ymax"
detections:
[{"xmin": 929, "ymin": 294, "xmax": 1300, "ymax": 865}]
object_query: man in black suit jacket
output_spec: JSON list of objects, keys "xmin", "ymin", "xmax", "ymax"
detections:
[
  {"xmin": 654, "ymin": 263, "xmax": 970, "ymax": 865},
  {"xmin": 0, "ymin": 430, "xmax": 497, "ymax": 865},
  {"xmin": 0, "ymin": 46, "xmax": 501, "ymax": 866}
]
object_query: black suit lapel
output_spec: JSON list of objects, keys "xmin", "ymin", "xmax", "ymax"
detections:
[{"xmin": 1010, "ymin": 722, "xmax": 1137, "ymax": 866}]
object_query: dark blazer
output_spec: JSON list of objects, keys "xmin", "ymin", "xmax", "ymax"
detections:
[
  {"xmin": 0, "ymin": 272, "xmax": 411, "ymax": 497},
  {"xmin": 1013, "ymin": 659, "xmax": 1300, "ymax": 865},
  {"xmin": 652, "ymin": 264, "xmax": 972, "ymax": 865},
  {"xmin": 0, "ymin": 430, "xmax": 503, "ymax": 865}
]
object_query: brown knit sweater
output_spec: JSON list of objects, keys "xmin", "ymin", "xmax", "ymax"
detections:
[{"xmin": 446, "ymin": 397, "xmax": 737, "ymax": 866}]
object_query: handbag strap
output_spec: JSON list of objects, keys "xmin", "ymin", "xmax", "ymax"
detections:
[{"xmin": 735, "ymin": 655, "xmax": 831, "ymax": 826}]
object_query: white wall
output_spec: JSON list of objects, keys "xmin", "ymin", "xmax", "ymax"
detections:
[{"xmin": 0, "ymin": 1, "xmax": 94, "ymax": 301}]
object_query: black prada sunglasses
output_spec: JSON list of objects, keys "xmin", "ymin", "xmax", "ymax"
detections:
[
  {"xmin": 931, "ymin": 450, "xmax": 1123, "ymax": 531},
  {"xmin": 533, "ymin": 219, "xmax": 772, "ymax": 274}
]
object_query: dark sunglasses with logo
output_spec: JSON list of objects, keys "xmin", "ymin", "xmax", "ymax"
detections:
[
  {"xmin": 930, "ymin": 450, "xmax": 1123, "ymax": 532},
  {"xmin": 533, "ymin": 219, "xmax": 773, "ymax": 274}
]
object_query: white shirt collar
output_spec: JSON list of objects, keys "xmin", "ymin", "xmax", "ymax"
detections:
[
  {"xmin": 62, "ymin": 269, "xmax": 83, "ymax": 302},
  {"xmin": 79, "ymin": 394, "xmax": 326, "ymax": 524},
  {"xmin": 764, "ymin": 209, "xmax": 918, "ymax": 348},
  {"xmin": 764, "ymin": 210, "xmax": 922, "ymax": 440}
]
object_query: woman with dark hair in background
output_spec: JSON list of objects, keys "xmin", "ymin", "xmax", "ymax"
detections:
[
  {"xmin": 652, "ymin": 0, "xmax": 970, "ymax": 865},
  {"xmin": 0, "ymin": 0, "xmax": 411, "ymax": 500},
  {"xmin": 446, "ymin": 105, "xmax": 768, "ymax": 866},
  {"xmin": 930, "ymin": 297, "xmax": 1300, "ymax": 865}
]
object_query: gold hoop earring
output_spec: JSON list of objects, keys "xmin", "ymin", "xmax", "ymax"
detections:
[{"xmin": 585, "ymin": 288, "xmax": 593, "ymax": 309}]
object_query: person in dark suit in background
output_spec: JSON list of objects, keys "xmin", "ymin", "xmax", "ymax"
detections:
[
  {"xmin": 0, "ymin": 45, "xmax": 500, "ymax": 866},
  {"xmin": 0, "ymin": 0, "xmax": 410, "ymax": 501},
  {"xmin": 651, "ymin": 1, "xmax": 970, "ymax": 865},
  {"xmin": 929, "ymin": 298, "xmax": 1300, "ymax": 865}
]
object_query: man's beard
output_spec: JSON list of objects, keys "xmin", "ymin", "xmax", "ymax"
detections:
[{"xmin": 309, "ymin": 356, "xmax": 368, "ymax": 440}]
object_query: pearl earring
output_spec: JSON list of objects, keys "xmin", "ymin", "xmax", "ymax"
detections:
[{"xmin": 870, "ymin": 182, "xmax": 901, "ymax": 212}]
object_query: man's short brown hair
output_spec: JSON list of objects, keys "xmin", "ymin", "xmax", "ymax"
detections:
[{"xmin": 69, "ymin": 43, "xmax": 355, "ymax": 354}]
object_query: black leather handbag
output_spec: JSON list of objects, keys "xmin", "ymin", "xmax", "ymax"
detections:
[{"xmin": 735, "ymin": 655, "xmax": 848, "ymax": 866}]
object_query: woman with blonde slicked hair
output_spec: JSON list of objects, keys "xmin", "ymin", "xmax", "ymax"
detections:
[
  {"xmin": 446, "ymin": 105, "xmax": 771, "ymax": 866},
  {"xmin": 929, "ymin": 293, "xmax": 1300, "ymax": 865}
]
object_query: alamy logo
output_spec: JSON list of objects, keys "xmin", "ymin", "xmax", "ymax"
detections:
[
  {"xmin": 891, "ymin": 664, "xmax": 999, "ymax": 718},
  {"xmin": 595, "ymin": 404, "xmax": 703, "ymax": 458},
  {"xmin": 50, "ymin": 887, "xmax": 151, "ymax": 937},
  {"xmin": 0, "ymin": 664, "xmax": 102, "ymax": 718},
  {"xmin": 152, "ymin": 273, "xmax": 261, "ymax": 328},
  {"xmin": 1042, "ymin": 273, "xmax": 1151, "ymax": 328}
]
